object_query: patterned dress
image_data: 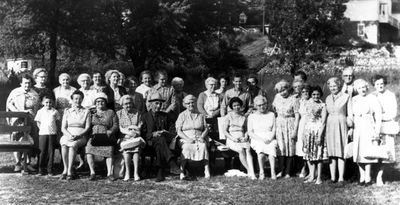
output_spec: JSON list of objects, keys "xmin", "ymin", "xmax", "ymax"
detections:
[
  {"xmin": 86, "ymin": 109, "xmax": 118, "ymax": 158},
  {"xmin": 60, "ymin": 107, "xmax": 90, "ymax": 149},
  {"xmin": 224, "ymin": 112, "xmax": 250, "ymax": 152},
  {"xmin": 296, "ymin": 98, "xmax": 308, "ymax": 157},
  {"xmin": 325, "ymin": 92, "xmax": 351, "ymax": 158},
  {"xmin": 272, "ymin": 94, "xmax": 299, "ymax": 157},
  {"xmin": 352, "ymin": 95, "xmax": 382, "ymax": 163},
  {"xmin": 117, "ymin": 109, "xmax": 144, "ymax": 153},
  {"xmin": 176, "ymin": 110, "xmax": 208, "ymax": 161},
  {"xmin": 248, "ymin": 112, "xmax": 277, "ymax": 156},
  {"xmin": 302, "ymin": 100, "xmax": 328, "ymax": 161}
]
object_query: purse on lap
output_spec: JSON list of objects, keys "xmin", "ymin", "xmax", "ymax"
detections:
[
  {"xmin": 380, "ymin": 120, "xmax": 399, "ymax": 135},
  {"xmin": 120, "ymin": 137, "xmax": 145, "ymax": 150},
  {"xmin": 91, "ymin": 133, "xmax": 117, "ymax": 146}
]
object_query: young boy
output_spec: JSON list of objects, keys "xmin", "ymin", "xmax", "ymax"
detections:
[{"xmin": 34, "ymin": 95, "xmax": 61, "ymax": 176}]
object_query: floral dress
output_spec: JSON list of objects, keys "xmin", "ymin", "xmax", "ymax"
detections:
[
  {"xmin": 86, "ymin": 109, "xmax": 118, "ymax": 158},
  {"xmin": 117, "ymin": 109, "xmax": 144, "ymax": 153},
  {"xmin": 302, "ymin": 100, "xmax": 328, "ymax": 161},
  {"xmin": 272, "ymin": 94, "xmax": 299, "ymax": 157}
]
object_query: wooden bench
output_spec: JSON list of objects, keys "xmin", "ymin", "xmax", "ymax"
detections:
[{"xmin": 0, "ymin": 111, "xmax": 36, "ymax": 174}]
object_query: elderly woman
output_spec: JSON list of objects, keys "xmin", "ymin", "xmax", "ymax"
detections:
[
  {"xmin": 60, "ymin": 90, "xmax": 90, "ymax": 180},
  {"xmin": 197, "ymin": 77, "xmax": 222, "ymax": 119},
  {"xmin": 172, "ymin": 77, "xmax": 187, "ymax": 115},
  {"xmin": 53, "ymin": 73, "xmax": 77, "ymax": 115},
  {"xmin": 296, "ymin": 84, "xmax": 311, "ymax": 178},
  {"xmin": 77, "ymin": 73, "xmax": 96, "ymax": 109},
  {"xmin": 85, "ymin": 93, "xmax": 119, "ymax": 181},
  {"xmin": 135, "ymin": 70, "xmax": 153, "ymax": 100},
  {"xmin": 176, "ymin": 95, "xmax": 210, "ymax": 179},
  {"xmin": 32, "ymin": 68, "xmax": 53, "ymax": 100},
  {"xmin": 325, "ymin": 77, "xmax": 352, "ymax": 183},
  {"xmin": 302, "ymin": 86, "xmax": 328, "ymax": 185},
  {"xmin": 272, "ymin": 80, "xmax": 300, "ymax": 178},
  {"xmin": 117, "ymin": 95, "xmax": 144, "ymax": 181},
  {"xmin": 104, "ymin": 70, "xmax": 127, "ymax": 110},
  {"xmin": 223, "ymin": 97, "xmax": 256, "ymax": 179},
  {"xmin": 370, "ymin": 75, "xmax": 398, "ymax": 186},
  {"xmin": 146, "ymin": 70, "xmax": 176, "ymax": 114},
  {"xmin": 215, "ymin": 74, "xmax": 229, "ymax": 96},
  {"xmin": 90, "ymin": 71, "xmax": 106, "ymax": 93},
  {"xmin": 6, "ymin": 74, "xmax": 40, "ymax": 172},
  {"xmin": 125, "ymin": 76, "xmax": 145, "ymax": 113},
  {"xmin": 248, "ymin": 96, "xmax": 277, "ymax": 180},
  {"xmin": 352, "ymin": 79, "xmax": 382, "ymax": 186}
]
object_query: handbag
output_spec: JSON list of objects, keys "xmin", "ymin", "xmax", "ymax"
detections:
[
  {"xmin": 363, "ymin": 144, "xmax": 389, "ymax": 160},
  {"xmin": 91, "ymin": 133, "xmax": 116, "ymax": 146},
  {"xmin": 120, "ymin": 137, "xmax": 145, "ymax": 150},
  {"xmin": 380, "ymin": 120, "xmax": 399, "ymax": 135},
  {"xmin": 344, "ymin": 142, "xmax": 353, "ymax": 159}
]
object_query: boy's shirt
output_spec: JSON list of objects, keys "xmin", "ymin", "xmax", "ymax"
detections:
[{"xmin": 34, "ymin": 107, "xmax": 61, "ymax": 135}]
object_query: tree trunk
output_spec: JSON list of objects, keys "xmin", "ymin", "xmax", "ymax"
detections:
[{"xmin": 48, "ymin": 6, "xmax": 59, "ymax": 88}]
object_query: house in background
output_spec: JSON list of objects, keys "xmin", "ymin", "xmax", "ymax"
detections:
[{"xmin": 342, "ymin": 0, "xmax": 400, "ymax": 45}]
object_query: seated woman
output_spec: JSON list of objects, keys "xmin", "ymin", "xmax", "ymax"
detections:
[
  {"xmin": 223, "ymin": 97, "xmax": 256, "ymax": 179},
  {"xmin": 248, "ymin": 96, "xmax": 277, "ymax": 180},
  {"xmin": 85, "ymin": 93, "xmax": 119, "ymax": 181},
  {"xmin": 60, "ymin": 90, "xmax": 90, "ymax": 180},
  {"xmin": 176, "ymin": 95, "xmax": 210, "ymax": 179},
  {"xmin": 117, "ymin": 95, "xmax": 145, "ymax": 181}
]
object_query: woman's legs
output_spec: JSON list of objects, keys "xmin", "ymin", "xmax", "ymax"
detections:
[
  {"xmin": 338, "ymin": 158, "xmax": 345, "ymax": 182},
  {"xmin": 106, "ymin": 156, "xmax": 113, "ymax": 177},
  {"xmin": 269, "ymin": 155, "xmax": 277, "ymax": 179},
  {"xmin": 329, "ymin": 157, "xmax": 337, "ymax": 181},
  {"xmin": 237, "ymin": 149, "xmax": 249, "ymax": 171},
  {"xmin": 316, "ymin": 161, "xmax": 323, "ymax": 184},
  {"xmin": 67, "ymin": 147, "xmax": 77, "ymax": 176},
  {"xmin": 86, "ymin": 154, "xmax": 96, "ymax": 175},
  {"xmin": 61, "ymin": 146, "xmax": 68, "ymax": 175},
  {"xmin": 245, "ymin": 149, "xmax": 255, "ymax": 178},
  {"xmin": 358, "ymin": 163, "xmax": 365, "ymax": 183},
  {"xmin": 123, "ymin": 152, "xmax": 132, "ymax": 180},
  {"xmin": 305, "ymin": 161, "xmax": 315, "ymax": 183},
  {"xmin": 284, "ymin": 157, "xmax": 293, "ymax": 178},
  {"xmin": 257, "ymin": 153, "xmax": 265, "ymax": 180},
  {"xmin": 133, "ymin": 153, "xmax": 140, "ymax": 180},
  {"xmin": 364, "ymin": 163, "xmax": 371, "ymax": 183},
  {"xmin": 376, "ymin": 162, "xmax": 384, "ymax": 186},
  {"xmin": 204, "ymin": 160, "xmax": 210, "ymax": 178},
  {"xmin": 300, "ymin": 160, "xmax": 307, "ymax": 178}
]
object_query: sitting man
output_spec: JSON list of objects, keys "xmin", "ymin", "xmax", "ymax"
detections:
[{"xmin": 141, "ymin": 92, "xmax": 181, "ymax": 182}]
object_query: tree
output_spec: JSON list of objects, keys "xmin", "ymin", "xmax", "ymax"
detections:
[{"xmin": 265, "ymin": 0, "xmax": 348, "ymax": 73}]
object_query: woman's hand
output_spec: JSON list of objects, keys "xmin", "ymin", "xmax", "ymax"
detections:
[
  {"xmin": 290, "ymin": 132, "xmax": 297, "ymax": 141},
  {"xmin": 106, "ymin": 130, "xmax": 113, "ymax": 137}
]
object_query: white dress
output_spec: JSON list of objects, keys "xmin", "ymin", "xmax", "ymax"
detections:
[
  {"xmin": 247, "ymin": 112, "xmax": 277, "ymax": 156},
  {"xmin": 352, "ymin": 94, "xmax": 382, "ymax": 163}
]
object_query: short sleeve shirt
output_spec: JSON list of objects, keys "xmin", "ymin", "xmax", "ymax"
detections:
[{"xmin": 34, "ymin": 107, "xmax": 61, "ymax": 135}]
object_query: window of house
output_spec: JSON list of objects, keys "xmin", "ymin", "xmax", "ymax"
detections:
[
  {"xmin": 380, "ymin": 3, "xmax": 388, "ymax": 16},
  {"xmin": 357, "ymin": 23, "xmax": 365, "ymax": 37}
]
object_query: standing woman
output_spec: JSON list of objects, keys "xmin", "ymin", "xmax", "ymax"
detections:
[
  {"xmin": 59, "ymin": 90, "xmax": 90, "ymax": 180},
  {"xmin": 176, "ymin": 95, "xmax": 210, "ymax": 179},
  {"xmin": 370, "ymin": 75, "xmax": 396, "ymax": 186},
  {"xmin": 325, "ymin": 77, "xmax": 352, "ymax": 183},
  {"xmin": 90, "ymin": 71, "xmax": 106, "ymax": 93},
  {"xmin": 296, "ymin": 84, "xmax": 311, "ymax": 178},
  {"xmin": 302, "ymin": 86, "xmax": 328, "ymax": 184},
  {"xmin": 197, "ymin": 77, "xmax": 222, "ymax": 121},
  {"xmin": 117, "ymin": 95, "xmax": 144, "ymax": 181},
  {"xmin": 77, "ymin": 73, "xmax": 96, "ymax": 109},
  {"xmin": 85, "ymin": 93, "xmax": 119, "ymax": 181},
  {"xmin": 6, "ymin": 74, "xmax": 40, "ymax": 172},
  {"xmin": 125, "ymin": 76, "xmax": 146, "ymax": 114},
  {"xmin": 247, "ymin": 96, "xmax": 277, "ymax": 180},
  {"xmin": 32, "ymin": 68, "xmax": 53, "ymax": 100},
  {"xmin": 352, "ymin": 79, "xmax": 382, "ymax": 186},
  {"xmin": 215, "ymin": 74, "xmax": 229, "ymax": 96},
  {"xmin": 53, "ymin": 73, "xmax": 77, "ymax": 115},
  {"xmin": 223, "ymin": 97, "xmax": 256, "ymax": 179},
  {"xmin": 135, "ymin": 70, "xmax": 153, "ymax": 100},
  {"xmin": 104, "ymin": 70, "xmax": 127, "ymax": 110},
  {"xmin": 272, "ymin": 80, "xmax": 300, "ymax": 178}
]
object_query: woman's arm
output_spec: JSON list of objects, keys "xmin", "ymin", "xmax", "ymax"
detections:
[
  {"xmin": 76, "ymin": 110, "xmax": 91, "ymax": 138},
  {"xmin": 222, "ymin": 115, "xmax": 237, "ymax": 142},
  {"xmin": 176, "ymin": 113, "xmax": 194, "ymax": 143},
  {"xmin": 108, "ymin": 111, "xmax": 119, "ymax": 136},
  {"xmin": 318, "ymin": 106, "xmax": 328, "ymax": 144},
  {"xmin": 61, "ymin": 110, "xmax": 72, "ymax": 138},
  {"xmin": 197, "ymin": 92, "xmax": 208, "ymax": 116}
]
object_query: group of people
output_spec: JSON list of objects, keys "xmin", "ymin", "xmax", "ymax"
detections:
[{"xmin": 5, "ymin": 67, "xmax": 398, "ymax": 186}]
